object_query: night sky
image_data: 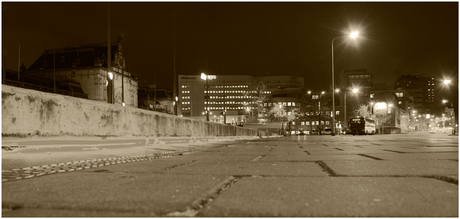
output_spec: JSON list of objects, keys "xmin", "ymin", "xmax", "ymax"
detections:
[{"xmin": 2, "ymin": 2, "xmax": 458, "ymax": 99}]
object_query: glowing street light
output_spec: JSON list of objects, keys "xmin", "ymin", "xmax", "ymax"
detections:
[
  {"xmin": 444, "ymin": 80, "xmax": 451, "ymax": 85},
  {"xmin": 350, "ymin": 32, "xmax": 359, "ymax": 38},
  {"xmin": 332, "ymin": 31, "xmax": 359, "ymax": 136}
]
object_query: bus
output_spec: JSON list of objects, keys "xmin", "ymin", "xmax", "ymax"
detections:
[{"xmin": 349, "ymin": 116, "xmax": 376, "ymax": 135}]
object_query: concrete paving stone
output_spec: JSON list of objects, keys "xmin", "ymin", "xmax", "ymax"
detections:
[
  {"xmin": 261, "ymin": 153, "xmax": 310, "ymax": 161},
  {"xmin": 200, "ymin": 177, "xmax": 458, "ymax": 217},
  {"xmin": 2, "ymin": 172, "xmax": 229, "ymax": 216},
  {"xmin": 376, "ymin": 147, "xmax": 458, "ymax": 153},
  {"xmin": 79, "ymin": 158, "xmax": 197, "ymax": 173},
  {"xmin": 202, "ymin": 145, "xmax": 274, "ymax": 153},
  {"xmin": 262, "ymin": 154, "xmax": 376, "ymax": 162},
  {"xmin": 187, "ymin": 149, "xmax": 270, "ymax": 157},
  {"xmin": 166, "ymin": 160, "xmax": 329, "ymax": 176},
  {"xmin": 173, "ymin": 152, "xmax": 259, "ymax": 162},
  {"xmin": 368, "ymin": 152, "xmax": 458, "ymax": 160},
  {"xmin": 325, "ymin": 160, "xmax": 458, "ymax": 176},
  {"xmin": 2, "ymin": 207, "xmax": 153, "ymax": 217},
  {"xmin": 306, "ymin": 150, "xmax": 356, "ymax": 155},
  {"xmin": 318, "ymin": 149, "xmax": 403, "ymax": 155},
  {"xmin": 410, "ymin": 147, "xmax": 458, "ymax": 153}
]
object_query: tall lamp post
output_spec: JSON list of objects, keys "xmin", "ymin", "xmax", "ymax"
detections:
[
  {"xmin": 331, "ymin": 31, "xmax": 359, "ymax": 136},
  {"xmin": 318, "ymin": 91, "xmax": 325, "ymax": 135},
  {"xmin": 201, "ymin": 73, "xmax": 209, "ymax": 121}
]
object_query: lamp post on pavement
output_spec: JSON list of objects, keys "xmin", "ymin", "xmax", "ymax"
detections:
[
  {"xmin": 201, "ymin": 73, "xmax": 209, "ymax": 121},
  {"xmin": 331, "ymin": 31, "xmax": 359, "ymax": 136}
]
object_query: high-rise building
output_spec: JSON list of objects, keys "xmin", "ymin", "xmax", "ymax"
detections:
[
  {"xmin": 395, "ymin": 75, "xmax": 435, "ymax": 115},
  {"xmin": 177, "ymin": 74, "xmax": 304, "ymax": 124},
  {"xmin": 337, "ymin": 69, "xmax": 373, "ymax": 123}
]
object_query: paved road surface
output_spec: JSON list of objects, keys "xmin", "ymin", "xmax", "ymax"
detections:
[{"xmin": 2, "ymin": 133, "xmax": 458, "ymax": 217}]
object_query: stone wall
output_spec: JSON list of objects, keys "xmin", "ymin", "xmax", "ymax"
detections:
[{"xmin": 2, "ymin": 85, "xmax": 260, "ymax": 137}]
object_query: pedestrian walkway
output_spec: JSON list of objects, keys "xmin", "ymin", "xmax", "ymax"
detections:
[{"xmin": 2, "ymin": 134, "xmax": 457, "ymax": 217}]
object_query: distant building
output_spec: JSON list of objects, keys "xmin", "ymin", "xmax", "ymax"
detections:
[
  {"xmin": 177, "ymin": 74, "xmax": 304, "ymax": 124},
  {"xmin": 339, "ymin": 68, "xmax": 372, "ymax": 93},
  {"xmin": 394, "ymin": 75, "xmax": 435, "ymax": 115},
  {"xmin": 336, "ymin": 69, "xmax": 373, "ymax": 124},
  {"xmin": 26, "ymin": 35, "xmax": 138, "ymax": 107}
]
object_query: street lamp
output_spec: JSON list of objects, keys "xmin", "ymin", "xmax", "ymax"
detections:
[
  {"xmin": 318, "ymin": 91, "xmax": 325, "ymax": 135},
  {"xmin": 106, "ymin": 71, "xmax": 114, "ymax": 104},
  {"xmin": 201, "ymin": 73, "xmax": 209, "ymax": 121},
  {"xmin": 331, "ymin": 31, "xmax": 359, "ymax": 136}
]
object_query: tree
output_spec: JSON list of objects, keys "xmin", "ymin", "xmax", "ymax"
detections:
[
  {"xmin": 242, "ymin": 80, "xmax": 268, "ymax": 123},
  {"xmin": 356, "ymin": 104, "xmax": 372, "ymax": 118}
]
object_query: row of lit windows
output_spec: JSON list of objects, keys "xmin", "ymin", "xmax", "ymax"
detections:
[
  {"xmin": 209, "ymin": 96, "xmax": 248, "ymax": 99},
  {"xmin": 209, "ymin": 85, "xmax": 248, "ymax": 89},
  {"xmin": 181, "ymin": 90, "xmax": 190, "ymax": 93},
  {"xmin": 205, "ymin": 101, "xmax": 256, "ymax": 105},
  {"xmin": 182, "ymin": 102, "xmax": 190, "ymax": 105},
  {"xmin": 348, "ymin": 75, "xmax": 370, "ymax": 79},
  {"xmin": 182, "ymin": 96, "xmax": 190, "ymax": 99},
  {"xmin": 204, "ymin": 106, "xmax": 255, "ymax": 110},
  {"xmin": 181, "ymin": 107, "xmax": 191, "ymax": 111},
  {"xmin": 291, "ymin": 121, "xmax": 330, "ymax": 126},
  {"xmin": 263, "ymin": 102, "xmax": 297, "ymax": 107},
  {"xmin": 204, "ymin": 90, "xmax": 258, "ymax": 94},
  {"xmin": 181, "ymin": 85, "xmax": 190, "ymax": 88}
]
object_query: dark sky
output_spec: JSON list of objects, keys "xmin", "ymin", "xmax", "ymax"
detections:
[{"xmin": 2, "ymin": 2, "xmax": 458, "ymax": 95}]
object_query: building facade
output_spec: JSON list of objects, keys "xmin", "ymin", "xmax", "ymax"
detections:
[
  {"xmin": 177, "ymin": 74, "xmax": 304, "ymax": 124},
  {"xmin": 336, "ymin": 69, "xmax": 373, "ymax": 125},
  {"xmin": 395, "ymin": 75, "xmax": 435, "ymax": 115},
  {"xmin": 26, "ymin": 36, "xmax": 138, "ymax": 107}
]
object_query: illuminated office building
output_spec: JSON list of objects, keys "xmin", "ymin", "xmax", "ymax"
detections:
[{"xmin": 178, "ymin": 74, "xmax": 304, "ymax": 123}]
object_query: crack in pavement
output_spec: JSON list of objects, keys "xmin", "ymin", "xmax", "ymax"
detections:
[{"xmin": 165, "ymin": 176, "xmax": 242, "ymax": 217}]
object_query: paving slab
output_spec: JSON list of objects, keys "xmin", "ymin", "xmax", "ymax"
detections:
[
  {"xmin": 325, "ymin": 160, "xmax": 458, "ymax": 176},
  {"xmin": 79, "ymin": 158, "xmax": 198, "ymax": 173},
  {"xmin": 166, "ymin": 160, "xmax": 328, "ymax": 176},
  {"xmin": 2, "ymin": 172, "xmax": 229, "ymax": 216},
  {"xmin": 368, "ymin": 152, "xmax": 458, "ymax": 160},
  {"xmin": 263, "ymin": 154, "xmax": 377, "ymax": 161},
  {"xmin": 200, "ymin": 177, "xmax": 458, "ymax": 217}
]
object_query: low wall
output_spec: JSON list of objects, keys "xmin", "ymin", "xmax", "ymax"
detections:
[{"xmin": 2, "ymin": 85, "xmax": 261, "ymax": 137}]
